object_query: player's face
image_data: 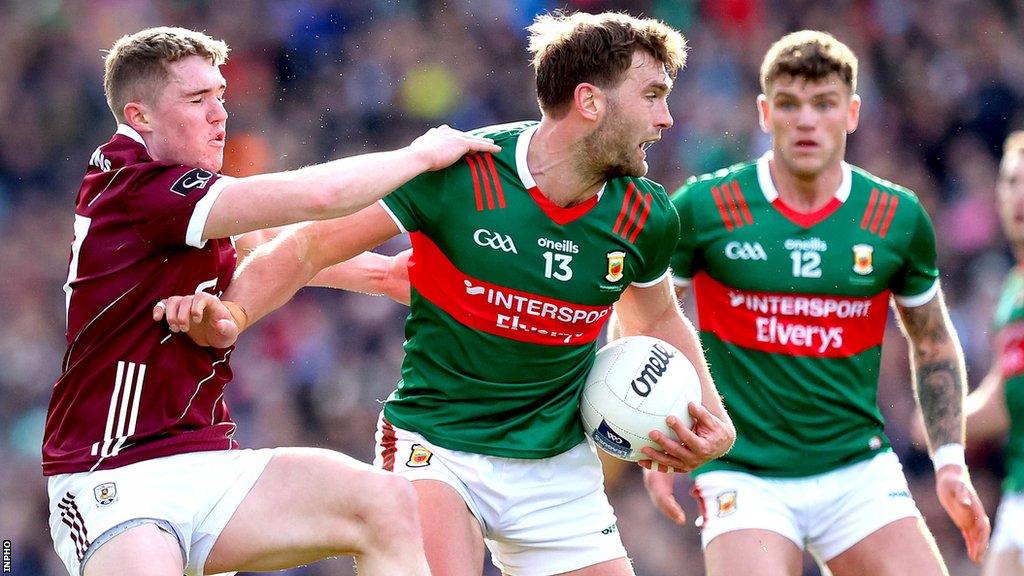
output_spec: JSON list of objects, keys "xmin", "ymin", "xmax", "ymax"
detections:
[
  {"xmin": 997, "ymin": 151, "xmax": 1024, "ymax": 244},
  {"xmin": 144, "ymin": 55, "xmax": 228, "ymax": 172},
  {"xmin": 759, "ymin": 74, "xmax": 860, "ymax": 181},
  {"xmin": 585, "ymin": 51, "xmax": 674, "ymax": 178}
]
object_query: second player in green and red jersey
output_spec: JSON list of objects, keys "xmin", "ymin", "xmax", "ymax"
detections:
[
  {"xmin": 381, "ymin": 121, "xmax": 679, "ymax": 458},
  {"xmin": 671, "ymin": 152, "xmax": 938, "ymax": 478},
  {"xmin": 991, "ymin": 269, "xmax": 1024, "ymax": 494}
]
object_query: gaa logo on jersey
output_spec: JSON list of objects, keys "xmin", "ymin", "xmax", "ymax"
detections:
[
  {"xmin": 852, "ymin": 244, "xmax": 874, "ymax": 275},
  {"xmin": 406, "ymin": 444, "xmax": 433, "ymax": 468},
  {"xmin": 724, "ymin": 241, "xmax": 767, "ymax": 261},
  {"xmin": 606, "ymin": 251, "xmax": 625, "ymax": 282},
  {"xmin": 473, "ymin": 229, "xmax": 518, "ymax": 254},
  {"xmin": 93, "ymin": 482, "xmax": 117, "ymax": 507}
]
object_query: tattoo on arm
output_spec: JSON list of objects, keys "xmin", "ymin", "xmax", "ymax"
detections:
[{"xmin": 899, "ymin": 296, "xmax": 965, "ymax": 450}]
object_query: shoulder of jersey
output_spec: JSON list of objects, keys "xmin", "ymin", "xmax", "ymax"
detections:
[
  {"xmin": 849, "ymin": 164, "xmax": 922, "ymax": 205},
  {"xmin": 672, "ymin": 159, "xmax": 757, "ymax": 200},
  {"xmin": 469, "ymin": 121, "xmax": 538, "ymax": 144}
]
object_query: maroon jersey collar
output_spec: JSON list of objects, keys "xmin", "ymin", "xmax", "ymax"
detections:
[{"xmin": 116, "ymin": 123, "xmax": 147, "ymax": 146}]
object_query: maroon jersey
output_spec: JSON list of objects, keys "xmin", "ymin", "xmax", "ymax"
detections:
[{"xmin": 43, "ymin": 125, "xmax": 240, "ymax": 475}]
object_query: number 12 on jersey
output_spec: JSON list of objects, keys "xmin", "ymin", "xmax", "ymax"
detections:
[{"xmin": 790, "ymin": 250, "xmax": 822, "ymax": 278}]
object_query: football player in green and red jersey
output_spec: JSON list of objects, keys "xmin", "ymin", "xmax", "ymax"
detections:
[
  {"xmin": 641, "ymin": 30, "xmax": 990, "ymax": 576},
  {"xmin": 963, "ymin": 131, "xmax": 1024, "ymax": 576},
  {"xmin": 161, "ymin": 11, "xmax": 734, "ymax": 576}
]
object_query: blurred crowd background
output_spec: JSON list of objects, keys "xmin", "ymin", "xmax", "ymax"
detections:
[{"xmin": 1, "ymin": 0, "xmax": 1022, "ymax": 574}]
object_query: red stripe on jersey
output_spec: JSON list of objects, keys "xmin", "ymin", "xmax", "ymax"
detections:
[
  {"xmin": 619, "ymin": 188, "xmax": 646, "ymax": 239},
  {"xmin": 692, "ymin": 271, "xmax": 889, "ymax": 357},
  {"xmin": 711, "ymin": 186, "xmax": 734, "ymax": 231},
  {"xmin": 771, "ymin": 196, "xmax": 843, "ymax": 228},
  {"xmin": 628, "ymin": 193, "xmax": 653, "ymax": 243},
  {"xmin": 409, "ymin": 232, "xmax": 611, "ymax": 345},
  {"xmin": 721, "ymin": 183, "xmax": 744, "ymax": 228},
  {"xmin": 528, "ymin": 186, "xmax": 599, "ymax": 225},
  {"xmin": 869, "ymin": 192, "xmax": 890, "ymax": 233},
  {"xmin": 379, "ymin": 417, "xmax": 397, "ymax": 471},
  {"xmin": 861, "ymin": 188, "xmax": 879, "ymax": 229},
  {"xmin": 484, "ymin": 153, "xmax": 506, "ymax": 208},
  {"xmin": 731, "ymin": 181, "xmax": 753, "ymax": 225},
  {"xmin": 613, "ymin": 183, "xmax": 636, "ymax": 234},
  {"xmin": 467, "ymin": 156, "xmax": 483, "ymax": 211},
  {"xmin": 878, "ymin": 195, "xmax": 899, "ymax": 238},
  {"xmin": 997, "ymin": 323, "xmax": 1024, "ymax": 379},
  {"xmin": 469, "ymin": 154, "xmax": 495, "ymax": 210}
]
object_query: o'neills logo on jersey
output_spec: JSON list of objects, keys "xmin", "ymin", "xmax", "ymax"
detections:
[
  {"xmin": 693, "ymin": 271, "xmax": 890, "ymax": 357},
  {"xmin": 409, "ymin": 232, "xmax": 611, "ymax": 346},
  {"xmin": 538, "ymin": 237, "xmax": 579, "ymax": 254}
]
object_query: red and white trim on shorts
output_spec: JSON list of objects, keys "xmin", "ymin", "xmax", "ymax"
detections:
[
  {"xmin": 57, "ymin": 491, "xmax": 90, "ymax": 562},
  {"xmin": 378, "ymin": 417, "xmax": 398, "ymax": 472}
]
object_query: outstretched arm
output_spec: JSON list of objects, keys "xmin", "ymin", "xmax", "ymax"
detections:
[
  {"xmin": 964, "ymin": 367, "xmax": 1010, "ymax": 444},
  {"xmin": 160, "ymin": 204, "xmax": 402, "ymax": 339},
  {"xmin": 226, "ymin": 203, "xmax": 402, "ymax": 329},
  {"xmin": 309, "ymin": 248, "xmax": 412, "ymax": 305},
  {"xmin": 203, "ymin": 126, "xmax": 498, "ymax": 239},
  {"xmin": 895, "ymin": 288, "xmax": 990, "ymax": 563}
]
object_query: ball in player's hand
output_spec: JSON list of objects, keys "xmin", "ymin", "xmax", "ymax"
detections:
[{"xmin": 580, "ymin": 336, "xmax": 702, "ymax": 462}]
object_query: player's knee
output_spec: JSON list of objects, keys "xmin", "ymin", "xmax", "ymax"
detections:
[{"xmin": 359, "ymin": 473, "xmax": 422, "ymax": 541}]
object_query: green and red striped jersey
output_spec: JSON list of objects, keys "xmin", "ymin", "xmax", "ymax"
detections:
[
  {"xmin": 672, "ymin": 152, "xmax": 938, "ymax": 477},
  {"xmin": 380, "ymin": 121, "xmax": 679, "ymax": 458},
  {"xmin": 992, "ymin": 268, "xmax": 1024, "ymax": 493}
]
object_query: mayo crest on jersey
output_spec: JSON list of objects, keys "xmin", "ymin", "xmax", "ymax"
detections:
[
  {"xmin": 380, "ymin": 121, "xmax": 679, "ymax": 458},
  {"xmin": 672, "ymin": 152, "xmax": 939, "ymax": 477},
  {"xmin": 993, "ymin": 269, "xmax": 1024, "ymax": 493}
]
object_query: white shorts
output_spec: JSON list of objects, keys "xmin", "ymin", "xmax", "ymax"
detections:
[
  {"xmin": 47, "ymin": 448, "xmax": 275, "ymax": 576},
  {"xmin": 692, "ymin": 450, "xmax": 921, "ymax": 561},
  {"xmin": 991, "ymin": 492, "xmax": 1024, "ymax": 562},
  {"xmin": 373, "ymin": 414, "xmax": 627, "ymax": 576}
]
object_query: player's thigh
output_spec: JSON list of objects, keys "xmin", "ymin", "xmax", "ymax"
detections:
[
  {"xmin": 987, "ymin": 492, "xmax": 1024, "ymax": 576},
  {"xmin": 692, "ymin": 469, "xmax": 804, "ymax": 573},
  {"xmin": 806, "ymin": 451, "xmax": 924, "ymax": 563},
  {"xmin": 825, "ymin": 517, "xmax": 946, "ymax": 576},
  {"xmin": 84, "ymin": 524, "xmax": 182, "ymax": 576},
  {"xmin": 704, "ymin": 529, "xmax": 803, "ymax": 576},
  {"xmin": 414, "ymin": 479, "xmax": 487, "ymax": 576},
  {"xmin": 557, "ymin": 556, "xmax": 634, "ymax": 576},
  {"xmin": 205, "ymin": 446, "xmax": 417, "ymax": 573}
]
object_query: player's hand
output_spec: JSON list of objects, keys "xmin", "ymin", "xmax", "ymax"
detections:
[
  {"xmin": 153, "ymin": 293, "xmax": 245, "ymax": 348},
  {"xmin": 642, "ymin": 467, "xmax": 687, "ymax": 524},
  {"xmin": 383, "ymin": 248, "xmax": 412, "ymax": 306},
  {"xmin": 935, "ymin": 464, "xmax": 990, "ymax": 563},
  {"xmin": 409, "ymin": 125, "xmax": 501, "ymax": 171},
  {"xmin": 639, "ymin": 402, "xmax": 735, "ymax": 474}
]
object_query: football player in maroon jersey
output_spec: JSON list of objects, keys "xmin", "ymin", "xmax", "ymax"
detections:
[{"xmin": 44, "ymin": 26, "xmax": 497, "ymax": 576}]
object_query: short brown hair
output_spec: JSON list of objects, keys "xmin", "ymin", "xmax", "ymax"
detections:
[
  {"xmin": 527, "ymin": 11, "xmax": 687, "ymax": 118},
  {"xmin": 104, "ymin": 27, "xmax": 229, "ymax": 123},
  {"xmin": 760, "ymin": 30, "xmax": 857, "ymax": 95}
]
